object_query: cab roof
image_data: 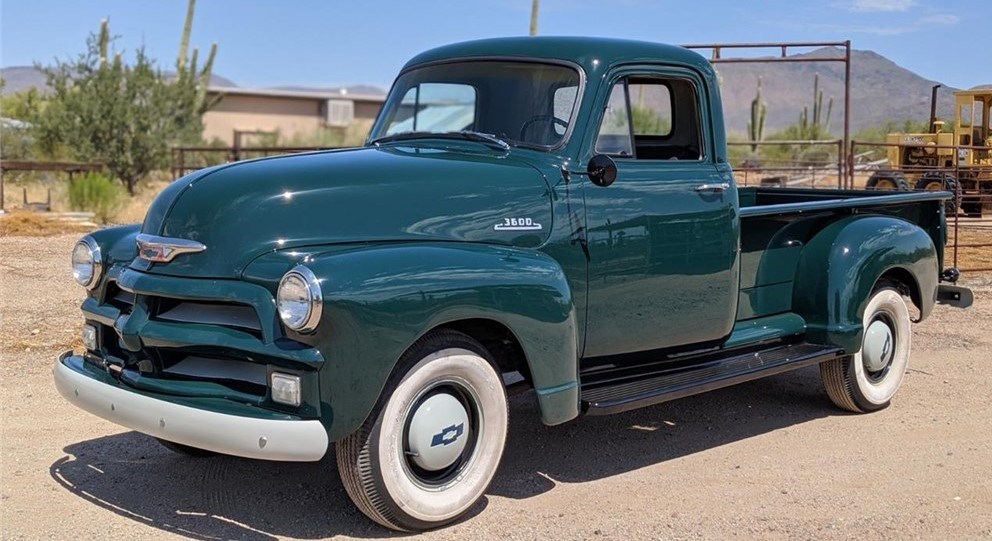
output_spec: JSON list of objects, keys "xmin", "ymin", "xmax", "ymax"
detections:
[
  {"xmin": 403, "ymin": 36, "xmax": 713, "ymax": 76},
  {"xmin": 954, "ymin": 87, "xmax": 992, "ymax": 98}
]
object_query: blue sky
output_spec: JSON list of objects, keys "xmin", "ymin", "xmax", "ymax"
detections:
[{"xmin": 1, "ymin": 0, "xmax": 988, "ymax": 90}]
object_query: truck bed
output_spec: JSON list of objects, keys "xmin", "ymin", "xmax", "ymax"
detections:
[
  {"xmin": 738, "ymin": 186, "xmax": 951, "ymax": 218},
  {"xmin": 736, "ymin": 187, "xmax": 948, "ymax": 323}
]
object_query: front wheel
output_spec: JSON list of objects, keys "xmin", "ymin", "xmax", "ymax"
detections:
[
  {"xmin": 336, "ymin": 330, "xmax": 509, "ymax": 531},
  {"xmin": 820, "ymin": 287, "xmax": 912, "ymax": 413}
]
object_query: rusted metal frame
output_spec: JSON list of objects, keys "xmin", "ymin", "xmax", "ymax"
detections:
[
  {"xmin": 851, "ymin": 140, "xmax": 991, "ymax": 152},
  {"xmin": 0, "ymin": 160, "xmax": 104, "ymax": 173},
  {"xmin": 0, "ymin": 160, "xmax": 105, "ymax": 212},
  {"xmin": 955, "ymin": 158, "xmax": 961, "ymax": 268},
  {"xmin": 168, "ymin": 145, "xmax": 344, "ymax": 179},
  {"xmin": 727, "ymin": 139, "xmax": 844, "ymax": 188},
  {"xmin": 848, "ymin": 139, "xmax": 992, "ymax": 272},
  {"xmin": 683, "ymin": 41, "xmax": 853, "ymax": 189}
]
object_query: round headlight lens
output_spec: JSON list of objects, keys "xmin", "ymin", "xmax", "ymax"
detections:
[
  {"xmin": 72, "ymin": 238, "xmax": 102, "ymax": 289},
  {"xmin": 277, "ymin": 266, "xmax": 322, "ymax": 333}
]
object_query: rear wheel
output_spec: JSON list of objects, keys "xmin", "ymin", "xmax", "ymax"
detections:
[
  {"xmin": 866, "ymin": 172, "xmax": 910, "ymax": 191},
  {"xmin": 820, "ymin": 286, "xmax": 911, "ymax": 413},
  {"xmin": 336, "ymin": 329, "xmax": 509, "ymax": 531},
  {"xmin": 915, "ymin": 172, "xmax": 958, "ymax": 214}
]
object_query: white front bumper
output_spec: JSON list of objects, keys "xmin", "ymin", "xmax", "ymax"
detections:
[{"xmin": 54, "ymin": 353, "xmax": 329, "ymax": 461}]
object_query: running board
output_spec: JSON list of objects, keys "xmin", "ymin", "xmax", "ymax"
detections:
[{"xmin": 581, "ymin": 343, "xmax": 845, "ymax": 416}]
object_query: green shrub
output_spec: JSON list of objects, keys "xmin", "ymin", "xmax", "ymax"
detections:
[{"xmin": 68, "ymin": 173, "xmax": 124, "ymax": 223}]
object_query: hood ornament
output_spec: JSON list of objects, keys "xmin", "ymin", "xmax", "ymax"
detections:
[{"xmin": 136, "ymin": 234, "xmax": 207, "ymax": 263}]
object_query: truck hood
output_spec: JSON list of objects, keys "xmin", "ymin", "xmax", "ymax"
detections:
[{"xmin": 136, "ymin": 145, "xmax": 553, "ymax": 278}]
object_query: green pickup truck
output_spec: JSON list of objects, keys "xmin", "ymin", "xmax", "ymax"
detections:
[{"xmin": 55, "ymin": 37, "xmax": 973, "ymax": 531}]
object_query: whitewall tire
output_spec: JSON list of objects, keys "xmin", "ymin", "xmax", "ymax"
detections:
[
  {"xmin": 336, "ymin": 329, "xmax": 509, "ymax": 531},
  {"xmin": 821, "ymin": 286, "xmax": 912, "ymax": 413}
]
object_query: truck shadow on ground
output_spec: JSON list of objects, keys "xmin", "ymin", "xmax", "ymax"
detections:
[{"xmin": 50, "ymin": 366, "xmax": 838, "ymax": 540}]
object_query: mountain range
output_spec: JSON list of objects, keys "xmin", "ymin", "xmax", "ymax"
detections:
[
  {"xmin": 3, "ymin": 47, "xmax": 988, "ymax": 135},
  {"xmin": 713, "ymin": 47, "xmax": 971, "ymax": 136}
]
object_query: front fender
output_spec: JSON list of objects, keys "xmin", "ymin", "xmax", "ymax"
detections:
[
  {"xmin": 284, "ymin": 242, "xmax": 579, "ymax": 441},
  {"xmin": 89, "ymin": 223, "xmax": 141, "ymax": 264},
  {"xmin": 81, "ymin": 224, "xmax": 141, "ymax": 301},
  {"xmin": 792, "ymin": 215, "xmax": 938, "ymax": 353}
]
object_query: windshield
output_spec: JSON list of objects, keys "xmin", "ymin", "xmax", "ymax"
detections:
[{"xmin": 369, "ymin": 60, "xmax": 581, "ymax": 148}]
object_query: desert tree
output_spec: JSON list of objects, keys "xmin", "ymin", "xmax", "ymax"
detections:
[{"xmin": 34, "ymin": 9, "xmax": 216, "ymax": 194}]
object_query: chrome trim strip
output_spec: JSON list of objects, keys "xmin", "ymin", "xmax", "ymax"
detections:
[
  {"xmin": 135, "ymin": 233, "xmax": 206, "ymax": 263},
  {"xmin": 54, "ymin": 352, "xmax": 329, "ymax": 462}
]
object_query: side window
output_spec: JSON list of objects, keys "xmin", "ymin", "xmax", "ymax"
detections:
[
  {"xmin": 385, "ymin": 83, "xmax": 476, "ymax": 135},
  {"xmin": 595, "ymin": 75, "xmax": 702, "ymax": 161},
  {"xmin": 959, "ymin": 102, "xmax": 973, "ymax": 128},
  {"xmin": 595, "ymin": 84, "xmax": 633, "ymax": 156},
  {"xmin": 553, "ymin": 86, "xmax": 578, "ymax": 137},
  {"xmin": 627, "ymin": 81, "xmax": 672, "ymax": 137}
]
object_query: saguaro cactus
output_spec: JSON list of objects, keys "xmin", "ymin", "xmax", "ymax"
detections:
[
  {"xmin": 799, "ymin": 73, "xmax": 833, "ymax": 140},
  {"xmin": 748, "ymin": 77, "xmax": 766, "ymax": 153},
  {"xmin": 175, "ymin": 0, "xmax": 217, "ymax": 115}
]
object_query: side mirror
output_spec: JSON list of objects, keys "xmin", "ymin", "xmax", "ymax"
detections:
[{"xmin": 587, "ymin": 154, "xmax": 617, "ymax": 187}]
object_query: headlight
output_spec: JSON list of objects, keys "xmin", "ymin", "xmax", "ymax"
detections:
[
  {"xmin": 72, "ymin": 237, "xmax": 102, "ymax": 289},
  {"xmin": 276, "ymin": 265, "xmax": 322, "ymax": 333}
]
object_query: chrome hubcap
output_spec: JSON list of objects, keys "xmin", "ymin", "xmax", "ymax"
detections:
[
  {"xmin": 406, "ymin": 392, "xmax": 470, "ymax": 472},
  {"xmin": 863, "ymin": 319, "xmax": 894, "ymax": 374}
]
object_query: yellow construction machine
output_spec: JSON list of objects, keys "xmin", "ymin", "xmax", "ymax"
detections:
[{"xmin": 867, "ymin": 86, "xmax": 992, "ymax": 215}]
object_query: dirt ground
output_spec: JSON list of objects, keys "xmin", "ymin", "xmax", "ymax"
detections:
[{"xmin": 1, "ymin": 234, "xmax": 991, "ymax": 541}]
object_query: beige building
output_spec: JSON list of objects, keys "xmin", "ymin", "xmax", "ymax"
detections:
[{"xmin": 202, "ymin": 86, "xmax": 386, "ymax": 146}]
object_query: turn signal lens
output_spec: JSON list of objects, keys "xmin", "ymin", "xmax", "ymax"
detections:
[{"xmin": 271, "ymin": 372, "xmax": 301, "ymax": 407}]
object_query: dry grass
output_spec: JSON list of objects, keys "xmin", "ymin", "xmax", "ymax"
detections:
[
  {"xmin": 0, "ymin": 211, "xmax": 94, "ymax": 237},
  {"xmin": 115, "ymin": 177, "xmax": 170, "ymax": 223},
  {"xmin": 6, "ymin": 334, "xmax": 83, "ymax": 353},
  {"xmin": 2, "ymin": 172, "xmax": 171, "ymax": 224},
  {"xmin": 2, "ymin": 175, "xmax": 71, "ymax": 212},
  {"xmin": 949, "ymin": 224, "xmax": 992, "ymax": 272}
]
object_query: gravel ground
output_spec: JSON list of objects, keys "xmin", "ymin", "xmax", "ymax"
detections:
[{"xmin": 2, "ymin": 234, "xmax": 991, "ymax": 540}]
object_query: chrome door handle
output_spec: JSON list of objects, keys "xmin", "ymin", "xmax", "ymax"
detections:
[{"xmin": 694, "ymin": 182, "xmax": 730, "ymax": 193}]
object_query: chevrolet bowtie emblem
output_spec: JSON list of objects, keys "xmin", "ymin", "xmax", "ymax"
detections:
[
  {"xmin": 136, "ymin": 234, "xmax": 207, "ymax": 263},
  {"xmin": 430, "ymin": 423, "xmax": 465, "ymax": 447}
]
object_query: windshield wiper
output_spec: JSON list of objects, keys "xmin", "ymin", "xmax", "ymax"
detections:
[
  {"xmin": 450, "ymin": 131, "xmax": 511, "ymax": 151},
  {"xmin": 369, "ymin": 131, "xmax": 437, "ymax": 146},
  {"xmin": 370, "ymin": 131, "xmax": 510, "ymax": 151}
]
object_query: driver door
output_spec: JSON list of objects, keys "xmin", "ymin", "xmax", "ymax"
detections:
[{"xmin": 582, "ymin": 68, "xmax": 739, "ymax": 359}]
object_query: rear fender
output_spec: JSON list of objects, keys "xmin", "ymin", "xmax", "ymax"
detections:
[
  {"xmin": 296, "ymin": 243, "xmax": 579, "ymax": 441},
  {"xmin": 792, "ymin": 215, "xmax": 938, "ymax": 353}
]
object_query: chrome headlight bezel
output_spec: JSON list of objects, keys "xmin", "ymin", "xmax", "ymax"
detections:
[
  {"xmin": 72, "ymin": 237, "xmax": 103, "ymax": 290},
  {"xmin": 276, "ymin": 265, "xmax": 323, "ymax": 334}
]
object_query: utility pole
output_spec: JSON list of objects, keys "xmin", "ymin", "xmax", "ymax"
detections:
[{"xmin": 530, "ymin": 0, "xmax": 539, "ymax": 36}]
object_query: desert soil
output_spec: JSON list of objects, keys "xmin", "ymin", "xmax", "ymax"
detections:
[{"xmin": 2, "ymin": 234, "xmax": 991, "ymax": 540}]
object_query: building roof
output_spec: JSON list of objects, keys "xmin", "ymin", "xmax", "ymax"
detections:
[{"xmin": 206, "ymin": 86, "xmax": 386, "ymax": 103}]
